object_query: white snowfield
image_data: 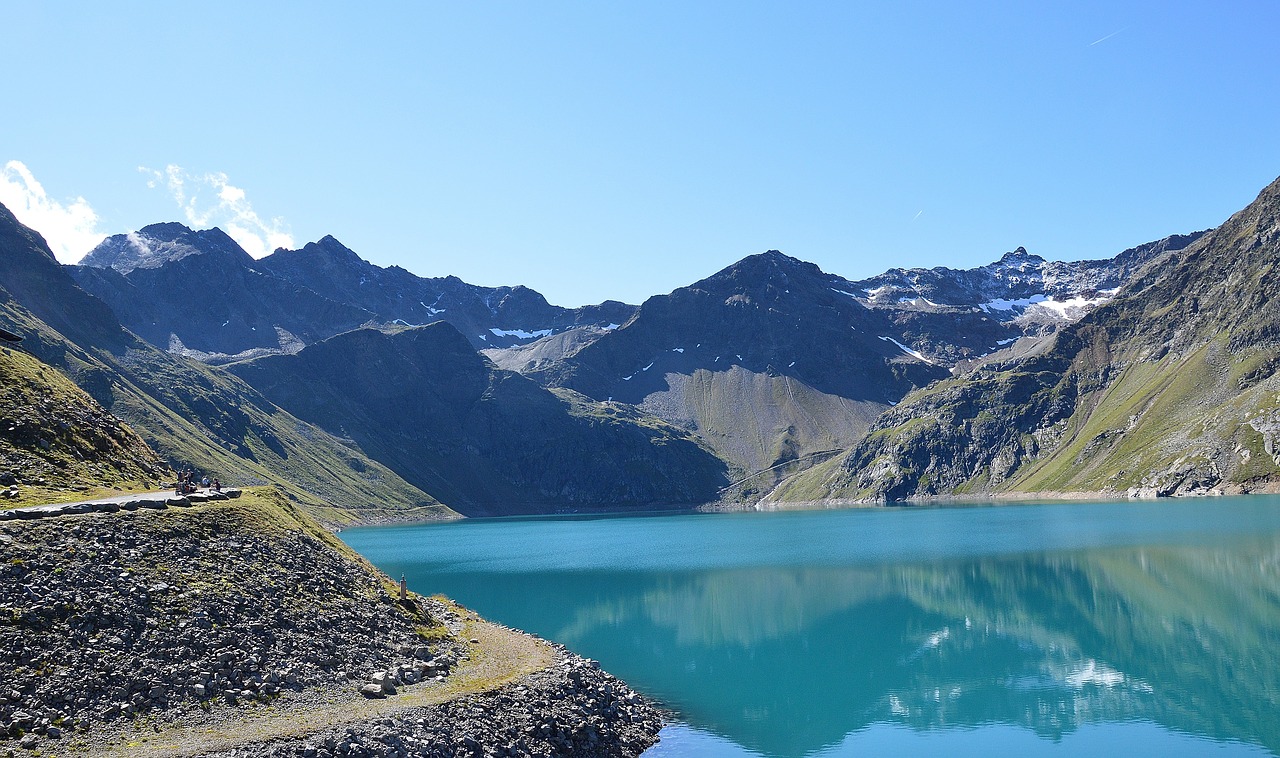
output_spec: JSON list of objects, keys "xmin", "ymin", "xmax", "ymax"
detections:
[
  {"xmin": 489, "ymin": 327, "xmax": 554, "ymax": 339},
  {"xmin": 979, "ymin": 294, "xmax": 1048, "ymax": 312},
  {"xmin": 980, "ymin": 288, "xmax": 1117, "ymax": 317}
]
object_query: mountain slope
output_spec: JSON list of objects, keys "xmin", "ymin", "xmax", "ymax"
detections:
[
  {"xmin": 522, "ymin": 251, "xmax": 959, "ymax": 481},
  {"xmin": 0, "ymin": 202, "xmax": 450, "ymax": 522},
  {"xmin": 0, "ymin": 342, "xmax": 167, "ymax": 502},
  {"xmin": 772, "ymin": 175, "xmax": 1280, "ymax": 502},
  {"xmin": 227, "ymin": 322, "xmax": 729, "ymax": 516}
]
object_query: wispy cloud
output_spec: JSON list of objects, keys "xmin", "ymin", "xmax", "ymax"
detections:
[
  {"xmin": 141, "ymin": 165, "xmax": 293, "ymax": 258},
  {"xmin": 0, "ymin": 160, "xmax": 106, "ymax": 263}
]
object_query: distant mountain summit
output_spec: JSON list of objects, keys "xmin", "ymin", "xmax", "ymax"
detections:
[
  {"xmin": 80, "ymin": 223, "xmax": 253, "ymax": 274},
  {"xmin": 519, "ymin": 250, "xmax": 951, "ymax": 485},
  {"xmin": 71, "ymin": 228, "xmax": 637, "ymax": 361},
  {"xmin": 257, "ymin": 236, "xmax": 636, "ymax": 348}
]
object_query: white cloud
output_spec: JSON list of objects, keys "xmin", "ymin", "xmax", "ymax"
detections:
[
  {"xmin": 0, "ymin": 160, "xmax": 107, "ymax": 263},
  {"xmin": 141, "ymin": 165, "xmax": 293, "ymax": 258}
]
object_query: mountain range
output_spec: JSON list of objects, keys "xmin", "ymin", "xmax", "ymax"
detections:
[
  {"xmin": 3, "ymin": 172, "xmax": 1278, "ymax": 518},
  {"xmin": 771, "ymin": 175, "xmax": 1280, "ymax": 503}
]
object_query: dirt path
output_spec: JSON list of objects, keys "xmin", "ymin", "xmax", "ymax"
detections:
[{"xmin": 89, "ymin": 614, "xmax": 555, "ymax": 757}]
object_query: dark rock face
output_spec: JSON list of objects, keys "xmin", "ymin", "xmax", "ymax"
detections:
[
  {"xmin": 523, "ymin": 251, "xmax": 952, "ymax": 479},
  {"xmin": 228, "ymin": 323, "xmax": 729, "ymax": 516},
  {"xmin": 0, "ymin": 205, "xmax": 131, "ymax": 355}
]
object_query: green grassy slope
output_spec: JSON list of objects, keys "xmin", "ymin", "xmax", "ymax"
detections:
[{"xmin": 0, "ymin": 343, "xmax": 168, "ymax": 504}]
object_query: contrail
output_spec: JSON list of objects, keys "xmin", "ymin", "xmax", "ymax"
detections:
[
  {"xmin": 912, "ymin": 210, "xmax": 924, "ymax": 221},
  {"xmin": 1090, "ymin": 27, "xmax": 1127, "ymax": 46}
]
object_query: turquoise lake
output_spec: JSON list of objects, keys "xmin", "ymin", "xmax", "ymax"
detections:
[{"xmin": 341, "ymin": 497, "xmax": 1280, "ymax": 757}]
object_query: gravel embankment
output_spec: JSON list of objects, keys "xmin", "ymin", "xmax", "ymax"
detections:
[{"xmin": 0, "ymin": 499, "xmax": 662, "ymax": 756}]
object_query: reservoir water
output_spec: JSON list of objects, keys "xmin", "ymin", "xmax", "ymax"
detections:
[{"xmin": 341, "ymin": 497, "xmax": 1280, "ymax": 757}]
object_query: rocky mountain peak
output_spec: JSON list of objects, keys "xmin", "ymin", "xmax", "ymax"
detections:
[
  {"xmin": 272, "ymin": 235, "xmax": 368, "ymax": 270},
  {"xmin": 80, "ymin": 224, "xmax": 253, "ymax": 274},
  {"xmin": 136, "ymin": 221, "xmax": 194, "ymax": 242},
  {"xmin": 995, "ymin": 247, "xmax": 1044, "ymax": 266},
  {"xmin": 699, "ymin": 250, "xmax": 825, "ymax": 295}
]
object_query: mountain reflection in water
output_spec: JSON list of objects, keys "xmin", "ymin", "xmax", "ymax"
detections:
[{"xmin": 342, "ymin": 498, "xmax": 1280, "ymax": 757}]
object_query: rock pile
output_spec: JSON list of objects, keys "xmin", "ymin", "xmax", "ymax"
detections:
[
  {"xmin": 198, "ymin": 650, "xmax": 663, "ymax": 758},
  {"xmin": 0, "ymin": 502, "xmax": 457, "ymax": 751}
]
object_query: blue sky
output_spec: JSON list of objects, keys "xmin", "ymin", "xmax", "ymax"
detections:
[{"xmin": 3, "ymin": 1, "xmax": 1279, "ymax": 306}]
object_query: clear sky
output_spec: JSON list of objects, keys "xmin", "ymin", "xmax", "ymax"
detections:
[{"xmin": 3, "ymin": 1, "xmax": 1279, "ymax": 306}]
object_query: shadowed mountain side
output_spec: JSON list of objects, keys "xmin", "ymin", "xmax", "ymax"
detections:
[
  {"xmin": 0, "ymin": 205, "xmax": 129, "ymax": 355},
  {"xmin": 226, "ymin": 323, "xmax": 729, "ymax": 516},
  {"xmin": 772, "ymin": 174, "xmax": 1280, "ymax": 503},
  {"xmin": 538, "ymin": 251, "xmax": 948, "ymax": 403},
  {"xmin": 0, "ymin": 202, "xmax": 447, "ymax": 521}
]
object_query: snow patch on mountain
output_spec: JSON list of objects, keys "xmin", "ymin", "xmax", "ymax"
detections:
[
  {"xmin": 979, "ymin": 294, "xmax": 1047, "ymax": 312},
  {"xmin": 879, "ymin": 336, "xmax": 934, "ymax": 364},
  {"xmin": 490, "ymin": 328, "xmax": 554, "ymax": 339}
]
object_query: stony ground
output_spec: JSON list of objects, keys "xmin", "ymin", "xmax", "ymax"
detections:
[{"xmin": 0, "ymin": 497, "xmax": 662, "ymax": 757}]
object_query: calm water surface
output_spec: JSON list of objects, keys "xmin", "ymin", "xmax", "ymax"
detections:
[{"xmin": 341, "ymin": 497, "xmax": 1280, "ymax": 757}]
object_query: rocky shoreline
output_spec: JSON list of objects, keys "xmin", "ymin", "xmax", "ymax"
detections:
[
  {"xmin": 195, "ymin": 649, "xmax": 662, "ymax": 758},
  {"xmin": 0, "ymin": 495, "xmax": 662, "ymax": 757}
]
